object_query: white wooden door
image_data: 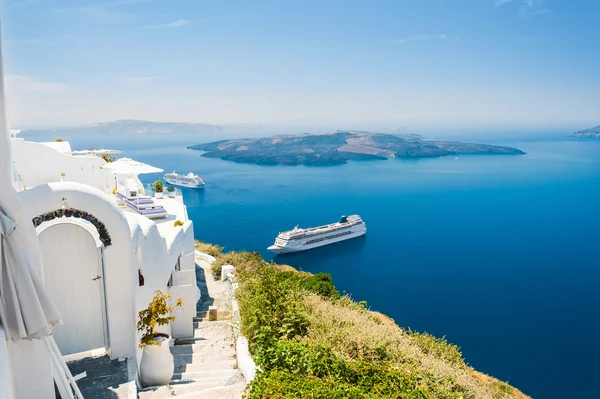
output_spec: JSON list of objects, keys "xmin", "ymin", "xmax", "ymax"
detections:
[{"xmin": 39, "ymin": 223, "xmax": 107, "ymax": 356}]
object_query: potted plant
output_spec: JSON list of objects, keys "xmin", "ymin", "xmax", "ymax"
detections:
[
  {"xmin": 152, "ymin": 180, "xmax": 164, "ymax": 199},
  {"xmin": 166, "ymin": 185, "xmax": 176, "ymax": 198},
  {"xmin": 60, "ymin": 172, "xmax": 66, "ymax": 182},
  {"xmin": 138, "ymin": 290, "xmax": 182, "ymax": 387}
]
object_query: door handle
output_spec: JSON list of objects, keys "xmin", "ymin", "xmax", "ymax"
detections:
[{"xmin": 92, "ymin": 275, "xmax": 102, "ymax": 281}]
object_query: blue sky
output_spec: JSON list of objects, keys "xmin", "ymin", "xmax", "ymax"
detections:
[{"xmin": 2, "ymin": 0, "xmax": 599, "ymax": 131}]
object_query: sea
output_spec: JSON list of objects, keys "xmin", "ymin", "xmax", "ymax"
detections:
[{"xmin": 31, "ymin": 132, "xmax": 600, "ymax": 399}]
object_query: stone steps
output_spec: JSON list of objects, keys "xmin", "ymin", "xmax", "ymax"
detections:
[{"xmin": 140, "ymin": 380, "xmax": 245, "ymax": 399}]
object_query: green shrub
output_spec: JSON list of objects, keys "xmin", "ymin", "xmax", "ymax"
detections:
[
  {"xmin": 236, "ymin": 262, "xmax": 308, "ymax": 352},
  {"xmin": 152, "ymin": 180, "xmax": 164, "ymax": 193},
  {"xmin": 194, "ymin": 240, "xmax": 224, "ymax": 257},
  {"xmin": 173, "ymin": 219, "xmax": 184, "ymax": 227},
  {"xmin": 299, "ymin": 272, "xmax": 340, "ymax": 299},
  {"xmin": 229, "ymin": 248, "xmax": 528, "ymax": 399},
  {"xmin": 249, "ymin": 341, "xmax": 464, "ymax": 399},
  {"xmin": 212, "ymin": 251, "xmax": 264, "ymax": 280}
]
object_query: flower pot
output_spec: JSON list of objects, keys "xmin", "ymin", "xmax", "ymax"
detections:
[
  {"xmin": 155, "ymin": 192, "xmax": 163, "ymax": 199},
  {"xmin": 140, "ymin": 334, "xmax": 174, "ymax": 387},
  {"xmin": 168, "ymin": 191, "xmax": 175, "ymax": 198}
]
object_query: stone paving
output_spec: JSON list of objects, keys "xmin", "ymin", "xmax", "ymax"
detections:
[{"xmin": 66, "ymin": 354, "xmax": 134, "ymax": 399}]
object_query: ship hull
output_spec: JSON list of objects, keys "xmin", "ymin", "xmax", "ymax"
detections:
[
  {"xmin": 164, "ymin": 177, "xmax": 205, "ymax": 189},
  {"xmin": 268, "ymin": 226, "xmax": 366, "ymax": 254}
]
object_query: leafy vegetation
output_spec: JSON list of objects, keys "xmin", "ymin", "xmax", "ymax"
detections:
[
  {"xmin": 137, "ymin": 290, "xmax": 182, "ymax": 348},
  {"xmin": 223, "ymin": 254, "xmax": 530, "ymax": 399},
  {"xmin": 194, "ymin": 240, "xmax": 224, "ymax": 257},
  {"xmin": 152, "ymin": 180, "xmax": 164, "ymax": 193},
  {"xmin": 173, "ymin": 219, "xmax": 184, "ymax": 227},
  {"xmin": 100, "ymin": 153, "xmax": 115, "ymax": 163}
]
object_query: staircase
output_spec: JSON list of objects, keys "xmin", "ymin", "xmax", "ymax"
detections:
[{"xmin": 138, "ymin": 313, "xmax": 245, "ymax": 398}]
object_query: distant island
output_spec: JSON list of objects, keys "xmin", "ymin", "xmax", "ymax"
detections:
[
  {"xmin": 567, "ymin": 125, "xmax": 600, "ymax": 138},
  {"xmin": 21, "ymin": 119, "xmax": 265, "ymax": 137},
  {"xmin": 188, "ymin": 130, "xmax": 526, "ymax": 166}
]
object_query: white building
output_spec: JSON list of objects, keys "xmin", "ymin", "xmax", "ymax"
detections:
[{"xmin": 0, "ymin": 35, "xmax": 196, "ymax": 399}]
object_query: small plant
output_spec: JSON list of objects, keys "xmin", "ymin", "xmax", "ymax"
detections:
[
  {"xmin": 100, "ymin": 153, "xmax": 115, "ymax": 163},
  {"xmin": 152, "ymin": 180, "xmax": 164, "ymax": 193},
  {"xmin": 137, "ymin": 290, "xmax": 182, "ymax": 348},
  {"xmin": 194, "ymin": 240, "xmax": 224, "ymax": 257},
  {"xmin": 112, "ymin": 188, "xmax": 117, "ymax": 195},
  {"xmin": 55, "ymin": 138, "xmax": 64, "ymax": 142},
  {"xmin": 173, "ymin": 219, "xmax": 184, "ymax": 227},
  {"xmin": 166, "ymin": 185, "xmax": 175, "ymax": 192},
  {"xmin": 60, "ymin": 172, "xmax": 66, "ymax": 178}
]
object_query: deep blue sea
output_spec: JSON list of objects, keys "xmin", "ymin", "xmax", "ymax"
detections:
[{"xmin": 43, "ymin": 133, "xmax": 600, "ymax": 398}]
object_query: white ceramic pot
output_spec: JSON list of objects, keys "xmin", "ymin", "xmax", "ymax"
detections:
[
  {"xmin": 155, "ymin": 192, "xmax": 164, "ymax": 199},
  {"xmin": 140, "ymin": 335, "xmax": 174, "ymax": 387},
  {"xmin": 168, "ymin": 191, "xmax": 175, "ymax": 198}
]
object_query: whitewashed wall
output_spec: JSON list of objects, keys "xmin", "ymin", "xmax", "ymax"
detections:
[
  {"xmin": 11, "ymin": 138, "xmax": 112, "ymax": 193},
  {"xmin": 129, "ymin": 213, "xmax": 196, "ymax": 375},
  {"xmin": 20, "ymin": 182, "xmax": 137, "ymax": 359},
  {"xmin": 20, "ymin": 182, "xmax": 196, "ymax": 370}
]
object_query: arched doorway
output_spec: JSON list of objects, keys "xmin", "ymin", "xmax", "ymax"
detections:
[{"xmin": 38, "ymin": 221, "xmax": 108, "ymax": 356}]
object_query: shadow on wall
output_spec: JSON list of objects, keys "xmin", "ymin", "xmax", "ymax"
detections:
[{"xmin": 195, "ymin": 264, "xmax": 214, "ymax": 313}]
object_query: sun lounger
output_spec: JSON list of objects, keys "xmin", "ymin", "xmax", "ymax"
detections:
[
  {"xmin": 116, "ymin": 191, "xmax": 154, "ymax": 204},
  {"xmin": 124, "ymin": 197, "xmax": 167, "ymax": 219}
]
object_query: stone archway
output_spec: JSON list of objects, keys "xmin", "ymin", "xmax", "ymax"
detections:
[{"xmin": 32, "ymin": 207, "xmax": 112, "ymax": 247}]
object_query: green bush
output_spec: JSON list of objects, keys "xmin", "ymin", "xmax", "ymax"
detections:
[
  {"xmin": 299, "ymin": 272, "xmax": 340, "ymax": 299},
  {"xmin": 230, "ymin": 249, "xmax": 528, "ymax": 399},
  {"xmin": 194, "ymin": 240, "xmax": 224, "ymax": 257},
  {"xmin": 237, "ymin": 262, "xmax": 308, "ymax": 352},
  {"xmin": 249, "ymin": 341, "xmax": 464, "ymax": 399},
  {"xmin": 212, "ymin": 251, "xmax": 264, "ymax": 280},
  {"xmin": 152, "ymin": 180, "xmax": 164, "ymax": 193}
]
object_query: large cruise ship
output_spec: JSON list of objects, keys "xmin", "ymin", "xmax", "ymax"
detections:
[
  {"xmin": 164, "ymin": 171, "xmax": 205, "ymax": 189},
  {"xmin": 268, "ymin": 215, "xmax": 366, "ymax": 254}
]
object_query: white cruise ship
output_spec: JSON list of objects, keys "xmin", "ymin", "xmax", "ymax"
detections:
[
  {"xmin": 268, "ymin": 215, "xmax": 366, "ymax": 254},
  {"xmin": 164, "ymin": 171, "xmax": 205, "ymax": 189}
]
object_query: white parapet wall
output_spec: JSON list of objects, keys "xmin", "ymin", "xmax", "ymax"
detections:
[
  {"xmin": 11, "ymin": 138, "xmax": 113, "ymax": 193},
  {"xmin": 227, "ymin": 270, "xmax": 258, "ymax": 384}
]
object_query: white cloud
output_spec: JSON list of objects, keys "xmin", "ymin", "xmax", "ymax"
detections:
[
  {"xmin": 148, "ymin": 19, "xmax": 191, "ymax": 29},
  {"xmin": 119, "ymin": 76, "xmax": 157, "ymax": 84},
  {"xmin": 495, "ymin": 0, "xmax": 549, "ymax": 18},
  {"xmin": 5, "ymin": 75, "xmax": 72, "ymax": 93}
]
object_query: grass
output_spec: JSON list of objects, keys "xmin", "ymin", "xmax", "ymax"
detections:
[
  {"xmin": 194, "ymin": 242, "xmax": 530, "ymax": 398},
  {"xmin": 236, "ymin": 255, "xmax": 529, "ymax": 399},
  {"xmin": 194, "ymin": 240, "xmax": 224, "ymax": 258}
]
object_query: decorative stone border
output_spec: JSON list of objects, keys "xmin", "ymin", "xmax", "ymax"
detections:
[{"xmin": 32, "ymin": 208, "xmax": 112, "ymax": 247}]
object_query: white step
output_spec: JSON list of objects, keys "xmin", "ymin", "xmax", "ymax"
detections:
[
  {"xmin": 171, "ymin": 342, "xmax": 233, "ymax": 355},
  {"xmin": 182, "ymin": 359, "xmax": 237, "ymax": 373},
  {"xmin": 173, "ymin": 353, "xmax": 236, "ymax": 373},
  {"xmin": 139, "ymin": 378, "xmax": 241, "ymax": 399},
  {"xmin": 172, "ymin": 368, "xmax": 241, "ymax": 383}
]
